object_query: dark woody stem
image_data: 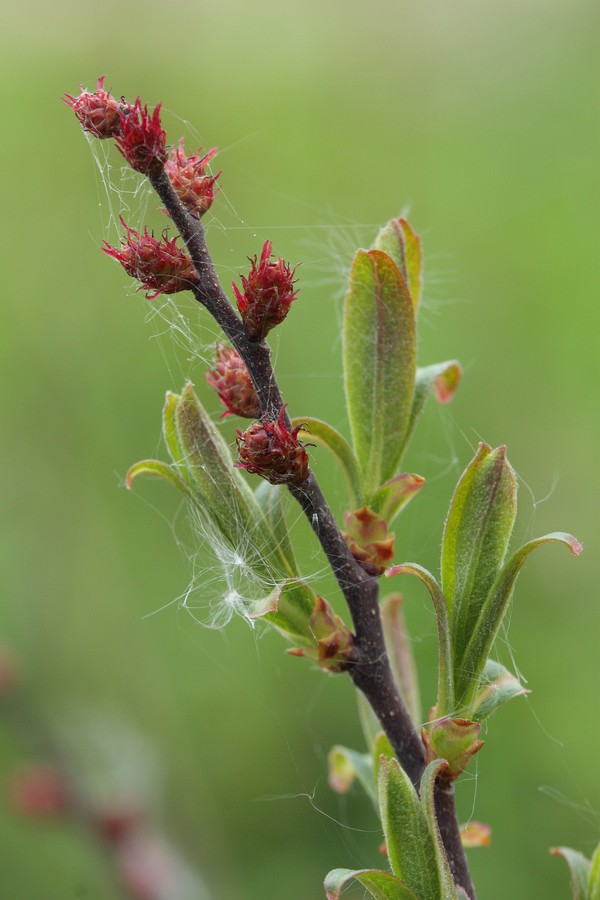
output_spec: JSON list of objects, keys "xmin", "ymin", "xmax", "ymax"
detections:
[{"xmin": 149, "ymin": 169, "xmax": 476, "ymax": 899}]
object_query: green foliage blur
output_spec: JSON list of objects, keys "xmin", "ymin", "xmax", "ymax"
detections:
[{"xmin": 1, "ymin": 0, "xmax": 598, "ymax": 896}]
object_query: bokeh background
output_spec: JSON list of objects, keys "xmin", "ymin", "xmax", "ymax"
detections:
[{"xmin": 2, "ymin": 0, "xmax": 598, "ymax": 897}]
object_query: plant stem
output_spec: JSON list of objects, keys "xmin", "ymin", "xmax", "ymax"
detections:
[{"xmin": 149, "ymin": 169, "xmax": 476, "ymax": 898}]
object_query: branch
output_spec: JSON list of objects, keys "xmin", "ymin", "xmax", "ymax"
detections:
[{"xmin": 148, "ymin": 170, "xmax": 475, "ymax": 898}]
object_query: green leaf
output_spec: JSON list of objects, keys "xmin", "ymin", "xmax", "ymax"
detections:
[
  {"xmin": 589, "ymin": 842, "xmax": 600, "ymax": 900},
  {"xmin": 291, "ymin": 417, "xmax": 364, "ymax": 508},
  {"xmin": 420, "ymin": 760, "xmax": 463, "ymax": 899},
  {"xmin": 441, "ymin": 443, "xmax": 517, "ymax": 684},
  {"xmin": 381, "ymin": 594, "xmax": 421, "ymax": 725},
  {"xmin": 162, "ymin": 390, "xmax": 187, "ymax": 473},
  {"xmin": 385, "ymin": 564, "xmax": 454, "ymax": 717},
  {"xmin": 370, "ymin": 474, "xmax": 425, "ymax": 526},
  {"xmin": 328, "ymin": 745, "xmax": 377, "ymax": 805},
  {"xmin": 470, "ymin": 659, "xmax": 529, "ymax": 722},
  {"xmin": 551, "ymin": 846, "xmax": 592, "ymax": 900},
  {"xmin": 400, "ymin": 361, "xmax": 462, "ymax": 460},
  {"xmin": 125, "ymin": 459, "xmax": 194, "ymax": 499},
  {"xmin": 324, "ymin": 868, "xmax": 419, "ymax": 900},
  {"xmin": 253, "ymin": 481, "xmax": 298, "ymax": 578},
  {"xmin": 174, "ymin": 383, "xmax": 264, "ymax": 551},
  {"xmin": 256, "ymin": 579, "xmax": 318, "ymax": 645},
  {"xmin": 378, "ymin": 756, "xmax": 440, "ymax": 898},
  {"xmin": 373, "ymin": 217, "xmax": 423, "ymax": 311},
  {"xmin": 343, "ymin": 249, "xmax": 416, "ymax": 495},
  {"xmin": 459, "ymin": 531, "xmax": 582, "ymax": 708}
]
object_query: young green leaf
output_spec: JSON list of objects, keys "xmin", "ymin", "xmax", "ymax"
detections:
[
  {"xmin": 253, "ymin": 481, "xmax": 298, "ymax": 577},
  {"xmin": 378, "ymin": 756, "xmax": 441, "ymax": 898},
  {"xmin": 551, "ymin": 846, "xmax": 592, "ymax": 900},
  {"xmin": 420, "ymin": 760, "xmax": 464, "ymax": 899},
  {"xmin": 291, "ymin": 416, "xmax": 364, "ymax": 509},
  {"xmin": 324, "ymin": 867, "xmax": 419, "ymax": 900},
  {"xmin": 385, "ymin": 564, "xmax": 454, "ymax": 717},
  {"xmin": 373, "ymin": 217, "xmax": 423, "ymax": 311},
  {"xmin": 441, "ymin": 443, "xmax": 517, "ymax": 679},
  {"xmin": 470, "ymin": 659, "xmax": 529, "ymax": 722},
  {"xmin": 174, "ymin": 383, "xmax": 264, "ymax": 549},
  {"xmin": 399, "ymin": 361, "xmax": 462, "ymax": 460},
  {"xmin": 343, "ymin": 249, "xmax": 416, "ymax": 495},
  {"xmin": 125, "ymin": 459, "xmax": 194, "ymax": 500},
  {"xmin": 255, "ymin": 579, "xmax": 319, "ymax": 645},
  {"xmin": 369, "ymin": 473, "xmax": 425, "ymax": 527},
  {"xmin": 459, "ymin": 531, "xmax": 582, "ymax": 707},
  {"xmin": 589, "ymin": 842, "xmax": 600, "ymax": 900}
]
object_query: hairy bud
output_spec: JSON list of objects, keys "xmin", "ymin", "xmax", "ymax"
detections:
[
  {"xmin": 165, "ymin": 139, "xmax": 220, "ymax": 218},
  {"xmin": 63, "ymin": 75, "xmax": 123, "ymax": 139},
  {"xmin": 115, "ymin": 98, "xmax": 167, "ymax": 176},
  {"xmin": 102, "ymin": 218, "xmax": 196, "ymax": 300},
  {"xmin": 235, "ymin": 407, "xmax": 309, "ymax": 485},
  {"xmin": 206, "ymin": 344, "xmax": 259, "ymax": 419},
  {"xmin": 233, "ymin": 241, "xmax": 299, "ymax": 341}
]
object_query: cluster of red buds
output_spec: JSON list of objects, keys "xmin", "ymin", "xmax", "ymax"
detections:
[
  {"xmin": 233, "ymin": 241, "xmax": 299, "ymax": 341},
  {"xmin": 64, "ymin": 77, "xmax": 218, "ymax": 195},
  {"xmin": 235, "ymin": 407, "xmax": 310, "ymax": 486},
  {"xmin": 165, "ymin": 139, "xmax": 220, "ymax": 218},
  {"xmin": 206, "ymin": 344, "xmax": 259, "ymax": 419},
  {"xmin": 102, "ymin": 218, "xmax": 196, "ymax": 300}
]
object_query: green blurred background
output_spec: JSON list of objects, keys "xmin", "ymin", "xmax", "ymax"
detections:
[{"xmin": 2, "ymin": 0, "xmax": 598, "ymax": 896}]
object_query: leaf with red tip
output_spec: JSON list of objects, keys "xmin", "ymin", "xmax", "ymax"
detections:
[
  {"xmin": 324, "ymin": 867, "xmax": 418, "ymax": 900},
  {"xmin": 370, "ymin": 473, "xmax": 425, "ymax": 526},
  {"xmin": 385, "ymin": 564, "xmax": 454, "ymax": 717},
  {"xmin": 398, "ymin": 361, "xmax": 462, "ymax": 461},
  {"xmin": 343, "ymin": 249, "xmax": 416, "ymax": 495},
  {"xmin": 373, "ymin": 217, "xmax": 423, "ymax": 311},
  {"xmin": 328, "ymin": 746, "xmax": 377, "ymax": 804},
  {"xmin": 551, "ymin": 846, "xmax": 592, "ymax": 899},
  {"xmin": 125, "ymin": 459, "xmax": 193, "ymax": 499},
  {"xmin": 460, "ymin": 531, "xmax": 582, "ymax": 709}
]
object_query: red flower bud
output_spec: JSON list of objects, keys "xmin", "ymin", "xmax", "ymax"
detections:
[
  {"xmin": 102, "ymin": 218, "xmax": 196, "ymax": 300},
  {"xmin": 115, "ymin": 98, "xmax": 167, "ymax": 177},
  {"xmin": 235, "ymin": 407, "xmax": 309, "ymax": 485},
  {"xmin": 233, "ymin": 241, "xmax": 299, "ymax": 341},
  {"xmin": 206, "ymin": 344, "xmax": 259, "ymax": 419},
  {"xmin": 165, "ymin": 139, "xmax": 220, "ymax": 218},
  {"xmin": 63, "ymin": 76, "xmax": 124, "ymax": 139}
]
